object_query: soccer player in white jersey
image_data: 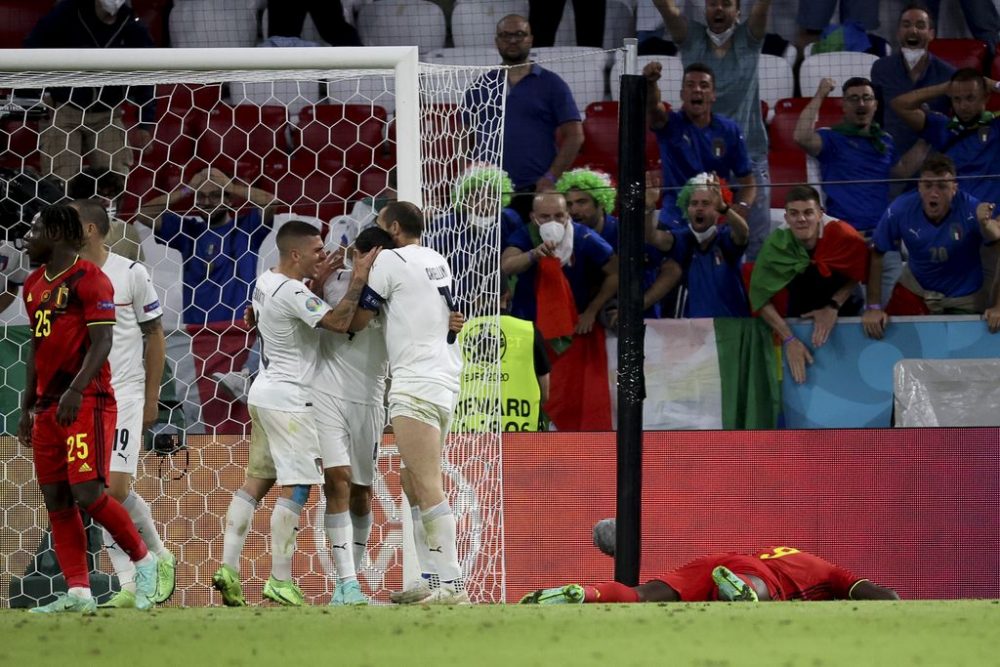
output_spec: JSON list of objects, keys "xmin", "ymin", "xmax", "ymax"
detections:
[
  {"xmin": 212, "ymin": 220, "xmax": 379, "ymax": 607},
  {"xmin": 352, "ymin": 200, "xmax": 468, "ymax": 604},
  {"xmin": 72, "ymin": 199, "xmax": 175, "ymax": 607},
  {"xmin": 309, "ymin": 226, "xmax": 396, "ymax": 605}
]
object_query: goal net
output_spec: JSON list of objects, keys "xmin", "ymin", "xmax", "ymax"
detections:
[{"xmin": 0, "ymin": 47, "xmax": 506, "ymax": 605}]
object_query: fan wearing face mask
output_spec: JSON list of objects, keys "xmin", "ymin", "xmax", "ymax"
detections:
[
  {"xmin": 642, "ymin": 173, "xmax": 750, "ymax": 319},
  {"xmin": 25, "ymin": 0, "xmax": 157, "ymax": 188}
]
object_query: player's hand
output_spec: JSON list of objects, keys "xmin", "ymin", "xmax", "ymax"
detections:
[
  {"xmin": 535, "ymin": 175, "xmax": 556, "ymax": 193},
  {"xmin": 862, "ymin": 308, "xmax": 889, "ymax": 339},
  {"xmin": 448, "ymin": 311, "xmax": 465, "ymax": 334},
  {"xmin": 187, "ymin": 168, "xmax": 211, "ymax": 191},
  {"xmin": 644, "ymin": 169, "xmax": 661, "ymax": 211},
  {"xmin": 575, "ymin": 309, "xmax": 597, "ymax": 335},
  {"xmin": 350, "ymin": 246, "xmax": 381, "ymax": 281},
  {"xmin": 142, "ymin": 398, "xmax": 159, "ymax": 431},
  {"xmin": 642, "ymin": 60, "xmax": 662, "ymax": 84},
  {"xmin": 313, "ymin": 248, "xmax": 343, "ymax": 289},
  {"xmin": 784, "ymin": 338, "xmax": 814, "ymax": 384},
  {"xmin": 534, "ymin": 240, "xmax": 558, "ymax": 258},
  {"xmin": 802, "ymin": 305, "xmax": 837, "ymax": 348},
  {"xmin": 985, "ymin": 306, "xmax": 1000, "ymax": 333},
  {"xmin": 243, "ymin": 305, "xmax": 256, "ymax": 328},
  {"xmin": 56, "ymin": 388, "xmax": 82, "ymax": 427},
  {"xmin": 17, "ymin": 410, "xmax": 33, "ymax": 448},
  {"xmin": 816, "ymin": 78, "xmax": 836, "ymax": 98}
]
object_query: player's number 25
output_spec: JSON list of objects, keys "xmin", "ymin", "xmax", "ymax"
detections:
[
  {"xmin": 65, "ymin": 433, "xmax": 88, "ymax": 462},
  {"xmin": 33, "ymin": 309, "xmax": 51, "ymax": 338}
]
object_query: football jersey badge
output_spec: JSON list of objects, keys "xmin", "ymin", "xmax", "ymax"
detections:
[
  {"xmin": 54, "ymin": 285, "xmax": 69, "ymax": 308},
  {"xmin": 980, "ymin": 126, "xmax": 990, "ymax": 143},
  {"xmin": 712, "ymin": 137, "xmax": 726, "ymax": 159}
]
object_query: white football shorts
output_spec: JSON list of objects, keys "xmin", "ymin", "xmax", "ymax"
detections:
[
  {"xmin": 313, "ymin": 391, "xmax": 384, "ymax": 487},
  {"xmin": 109, "ymin": 396, "xmax": 144, "ymax": 476},
  {"xmin": 247, "ymin": 405, "xmax": 323, "ymax": 485}
]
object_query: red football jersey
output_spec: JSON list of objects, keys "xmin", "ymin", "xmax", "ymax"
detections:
[
  {"xmin": 23, "ymin": 257, "xmax": 116, "ymax": 410},
  {"xmin": 753, "ymin": 547, "xmax": 862, "ymax": 601}
]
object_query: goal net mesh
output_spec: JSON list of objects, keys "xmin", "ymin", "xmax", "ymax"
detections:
[{"xmin": 0, "ymin": 56, "xmax": 506, "ymax": 606}]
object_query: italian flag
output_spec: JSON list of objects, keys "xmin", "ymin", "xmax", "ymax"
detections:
[{"xmin": 606, "ymin": 318, "xmax": 780, "ymax": 430}]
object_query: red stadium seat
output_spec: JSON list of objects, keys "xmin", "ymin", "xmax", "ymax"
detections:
[
  {"xmin": 0, "ymin": 1, "xmax": 54, "ymax": 49},
  {"xmin": 769, "ymin": 97, "xmax": 842, "ymax": 153},
  {"xmin": 196, "ymin": 104, "xmax": 289, "ymax": 184},
  {"xmin": 0, "ymin": 117, "xmax": 40, "ymax": 171},
  {"xmin": 572, "ymin": 101, "xmax": 662, "ymax": 177},
  {"xmin": 295, "ymin": 104, "xmax": 388, "ymax": 173},
  {"xmin": 929, "ymin": 38, "xmax": 987, "ymax": 72},
  {"xmin": 989, "ymin": 53, "xmax": 1000, "ymax": 111},
  {"xmin": 768, "ymin": 150, "xmax": 807, "ymax": 209},
  {"xmin": 119, "ymin": 114, "xmax": 197, "ymax": 219},
  {"xmin": 276, "ymin": 155, "xmax": 355, "ymax": 221}
]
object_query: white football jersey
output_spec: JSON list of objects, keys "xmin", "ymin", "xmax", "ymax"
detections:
[
  {"xmin": 314, "ymin": 269, "xmax": 388, "ymax": 406},
  {"xmin": 101, "ymin": 252, "xmax": 163, "ymax": 401},
  {"xmin": 0, "ymin": 241, "xmax": 31, "ymax": 287},
  {"xmin": 366, "ymin": 244, "xmax": 462, "ymax": 400},
  {"xmin": 248, "ymin": 269, "xmax": 332, "ymax": 412}
]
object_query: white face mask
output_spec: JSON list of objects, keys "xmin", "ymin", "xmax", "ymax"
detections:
[
  {"xmin": 468, "ymin": 214, "xmax": 495, "ymax": 231},
  {"xmin": 707, "ymin": 24, "xmax": 737, "ymax": 47},
  {"xmin": 538, "ymin": 221, "xmax": 566, "ymax": 245},
  {"xmin": 688, "ymin": 223, "xmax": 718, "ymax": 244},
  {"xmin": 98, "ymin": 0, "xmax": 127, "ymax": 14},
  {"xmin": 901, "ymin": 47, "xmax": 926, "ymax": 69}
]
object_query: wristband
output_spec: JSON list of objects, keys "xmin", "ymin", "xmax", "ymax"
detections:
[
  {"xmin": 781, "ymin": 334, "xmax": 795, "ymax": 346},
  {"xmin": 865, "ymin": 304, "xmax": 882, "ymax": 311},
  {"xmin": 528, "ymin": 248, "xmax": 539, "ymax": 263},
  {"xmin": 737, "ymin": 201, "xmax": 750, "ymax": 210},
  {"xmin": 827, "ymin": 298, "xmax": 840, "ymax": 310}
]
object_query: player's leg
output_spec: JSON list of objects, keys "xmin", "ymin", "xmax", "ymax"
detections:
[
  {"xmin": 391, "ymin": 394, "xmax": 466, "ymax": 604},
  {"xmin": 101, "ymin": 398, "xmax": 175, "ymax": 608},
  {"xmin": 66, "ymin": 401, "xmax": 158, "ymax": 610},
  {"xmin": 348, "ymin": 484, "xmax": 372, "ymax": 576},
  {"xmin": 213, "ymin": 405, "xmax": 276, "ymax": 606},
  {"xmin": 262, "ymin": 484, "xmax": 311, "ymax": 606},
  {"xmin": 520, "ymin": 580, "xmax": 676, "ymax": 605},
  {"xmin": 390, "ymin": 467, "xmax": 439, "ymax": 604},
  {"xmin": 348, "ymin": 401, "xmax": 381, "ymax": 577}
]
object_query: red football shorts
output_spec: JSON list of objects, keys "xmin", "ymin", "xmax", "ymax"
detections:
[
  {"xmin": 651, "ymin": 552, "xmax": 778, "ymax": 602},
  {"xmin": 32, "ymin": 399, "xmax": 117, "ymax": 486}
]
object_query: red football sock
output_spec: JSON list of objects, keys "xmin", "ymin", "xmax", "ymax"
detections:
[
  {"xmin": 86, "ymin": 494, "xmax": 149, "ymax": 562},
  {"xmin": 48, "ymin": 507, "xmax": 90, "ymax": 589},
  {"xmin": 584, "ymin": 581, "xmax": 641, "ymax": 603}
]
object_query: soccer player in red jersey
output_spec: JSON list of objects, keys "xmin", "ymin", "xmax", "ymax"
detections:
[
  {"xmin": 18, "ymin": 205, "xmax": 158, "ymax": 614},
  {"xmin": 521, "ymin": 521, "xmax": 898, "ymax": 604}
]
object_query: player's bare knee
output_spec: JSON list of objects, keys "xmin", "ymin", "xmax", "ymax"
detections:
[
  {"xmin": 241, "ymin": 476, "xmax": 274, "ymax": 502},
  {"xmin": 323, "ymin": 466, "xmax": 351, "ymax": 501},
  {"xmin": 349, "ymin": 484, "xmax": 372, "ymax": 515}
]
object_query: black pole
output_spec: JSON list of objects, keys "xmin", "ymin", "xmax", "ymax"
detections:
[{"xmin": 614, "ymin": 72, "xmax": 647, "ymax": 586}]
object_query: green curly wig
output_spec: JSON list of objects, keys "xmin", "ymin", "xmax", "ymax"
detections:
[
  {"xmin": 675, "ymin": 172, "xmax": 733, "ymax": 220},
  {"xmin": 555, "ymin": 168, "xmax": 616, "ymax": 213},
  {"xmin": 453, "ymin": 165, "xmax": 513, "ymax": 210}
]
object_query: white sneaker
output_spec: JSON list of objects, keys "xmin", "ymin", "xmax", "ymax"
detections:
[
  {"xmin": 418, "ymin": 586, "xmax": 471, "ymax": 605},
  {"xmin": 390, "ymin": 581, "xmax": 432, "ymax": 604},
  {"xmin": 212, "ymin": 370, "xmax": 251, "ymax": 404}
]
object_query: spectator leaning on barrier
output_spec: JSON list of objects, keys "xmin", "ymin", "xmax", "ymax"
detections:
[
  {"xmin": 651, "ymin": 0, "xmax": 772, "ymax": 260},
  {"xmin": 870, "ymin": 3, "xmax": 955, "ymax": 163},
  {"xmin": 749, "ymin": 186, "xmax": 868, "ymax": 385},
  {"xmin": 644, "ymin": 61, "xmax": 755, "ymax": 233},
  {"xmin": 463, "ymin": 14, "xmax": 583, "ymax": 222},
  {"xmin": 24, "ymin": 0, "xmax": 156, "ymax": 187},
  {"xmin": 863, "ymin": 154, "xmax": 1000, "ymax": 340}
]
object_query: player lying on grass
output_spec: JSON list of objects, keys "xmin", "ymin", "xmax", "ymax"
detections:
[{"xmin": 521, "ymin": 519, "xmax": 899, "ymax": 604}]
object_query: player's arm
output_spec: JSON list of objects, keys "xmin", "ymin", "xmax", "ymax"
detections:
[
  {"xmin": 226, "ymin": 177, "xmax": 278, "ymax": 228},
  {"xmin": 320, "ymin": 247, "xmax": 380, "ymax": 333},
  {"xmin": 140, "ymin": 317, "xmax": 166, "ymax": 430},
  {"xmin": 794, "ymin": 79, "xmax": 835, "ymax": 158},
  {"xmin": 643, "ymin": 259, "xmax": 682, "ymax": 310},
  {"xmin": 18, "ymin": 341, "xmax": 36, "ymax": 447},
  {"xmin": 651, "ymin": 0, "xmax": 688, "ymax": 44},
  {"xmin": 759, "ymin": 301, "xmax": 813, "ymax": 384},
  {"xmin": 890, "ymin": 81, "xmax": 950, "ymax": 132},
  {"xmin": 848, "ymin": 579, "xmax": 900, "ymax": 600},
  {"xmin": 747, "ymin": 0, "xmax": 772, "ymax": 40},
  {"xmin": 57, "ymin": 323, "xmax": 114, "ymax": 427},
  {"xmin": 577, "ymin": 255, "xmax": 619, "ymax": 335},
  {"xmin": 643, "ymin": 61, "xmax": 669, "ymax": 130},
  {"xmin": 541, "ymin": 121, "xmax": 584, "ymax": 191}
]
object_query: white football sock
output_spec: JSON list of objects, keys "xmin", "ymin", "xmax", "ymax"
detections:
[
  {"xmin": 123, "ymin": 491, "xmax": 169, "ymax": 559},
  {"xmin": 350, "ymin": 511, "xmax": 372, "ymax": 575},
  {"xmin": 421, "ymin": 501, "xmax": 462, "ymax": 586},
  {"xmin": 222, "ymin": 490, "xmax": 257, "ymax": 571},
  {"xmin": 270, "ymin": 497, "xmax": 302, "ymax": 581},
  {"xmin": 102, "ymin": 527, "xmax": 136, "ymax": 593},
  {"xmin": 324, "ymin": 511, "xmax": 356, "ymax": 584},
  {"xmin": 68, "ymin": 587, "xmax": 93, "ymax": 599},
  {"xmin": 410, "ymin": 505, "xmax": 436, "ymax": 577}
]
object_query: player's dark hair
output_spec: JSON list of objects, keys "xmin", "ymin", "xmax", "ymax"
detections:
[
  {"xmin": 67, "ymin": 167, "xmax": 125, "ymax": 200},
  {"xmin": 785, "ymin": 185, "xmax": 822, "ymax": 206},
  {"xmin": 683, "ymin": 62, "xmax": 715, "ymax": 87},
  {"xmin": 919, "ymin": 153, "xmax": 956, "ymax": 177},
  {"xmin": 899, "ymin": 2, "xmax": 933, "ymax": 29},
  {"xmin": 496, "ymin": 14, "xmax": 529, "ymax": 33},
  {"xmin": 38, "ymin": 204, "xmax": 85, "ymax": 250},
  {"xmin": 950, "ymin": 68, "xmax": 987, "ymax": 92},
  {"xmin": 842, "ymin": 77, "xmax": 873, "ymax": 94},
  {"xmin": 381, "ymin": 200, "xmax": 424, "ymax": 238},
  {"xmin": 354, "ymin": 226, "xmax": 395, "ymax": 253},
  {"xmin": 275, "ymin": 220, "xmax": 321, "ymax": 254},
  {"xmin": 71, "ymin": 199, "xmax": 111, "ymax": 238}
]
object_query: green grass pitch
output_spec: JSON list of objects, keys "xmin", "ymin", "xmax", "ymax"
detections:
[{"xmin": 2, "ymin": 601, "xmax": 998, "ymax": 666}]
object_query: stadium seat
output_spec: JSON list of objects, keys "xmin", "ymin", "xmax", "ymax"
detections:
[
  {"xmin": 423, "ymin": 47, "xmax": 501, "ymax": 68},
  {"xmin": 611, "ymin": 53, "xmax": 683, "ymax": 109},
  {"xmin": 0, "ymin": 117, "xmax": 40, "ymax": 171},
  {"xmin": 277, "ymin": 155, "xmax": 355, "ymax": 221},
  {"xmin": 229, "ymin": 80, "xmax": 322, "ymax": 120},
  {"xmin": 356, "ymin": 0, "xmax": 446, "ymax": 52},
  {"xmin": 451, "ymin": 0, "xmax": 529, "ymax": 48},
  {"xmin": 758, "ymin": 54, "xmax": 794, "ymax": 122},
  {"xmin": 768, "ymin": 149, "xmax": 807, "ymax": 208},
  {"xmin": 419, "ymin": 103, "xmax": 467, "ymax": 208},
  {"xmin": 768, "ymin": 97, "xmax": 843, "ymax": 153},
  {"xmin": 294, "ymin": 104, "xmax": 389, "ymax": 174},
  {"xmin": 799, "ymin": 52, "xmax": 879, "ymax": 97},
  {"xmin": 325, "ymin": 75, "xmax": 398, "ymax": 118},
  {"xmin": 929, "ymin": 38, "xmax": 987, "ymax": 71},
  {"xmin": 119, "ymin": 113, "xmax": 198, "ymax": 220},
  {"xmin": 990, "ymin": 52, "xmax": 1000, "ymax": 111},
  {"xmin": 0, "ymin": 0, "xmax": 53, "ymax": 50},
  {"xmin": 572, "ymin": 101, "xmax": 661, "ymax": 176},
  {"xmin": 196, "ymin": 104, "xmax": 290, "ymax": 184},
  {"xmin": 168, "ymin": 0, "xmax": 259, "ymax": 48},
  {"xmin": 260, "ymin": 7, "xmax": 325, "ymax": 44},
  {"xmin": 531, "ymin": 46, "xmax": 610, "ymax": 113}
]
